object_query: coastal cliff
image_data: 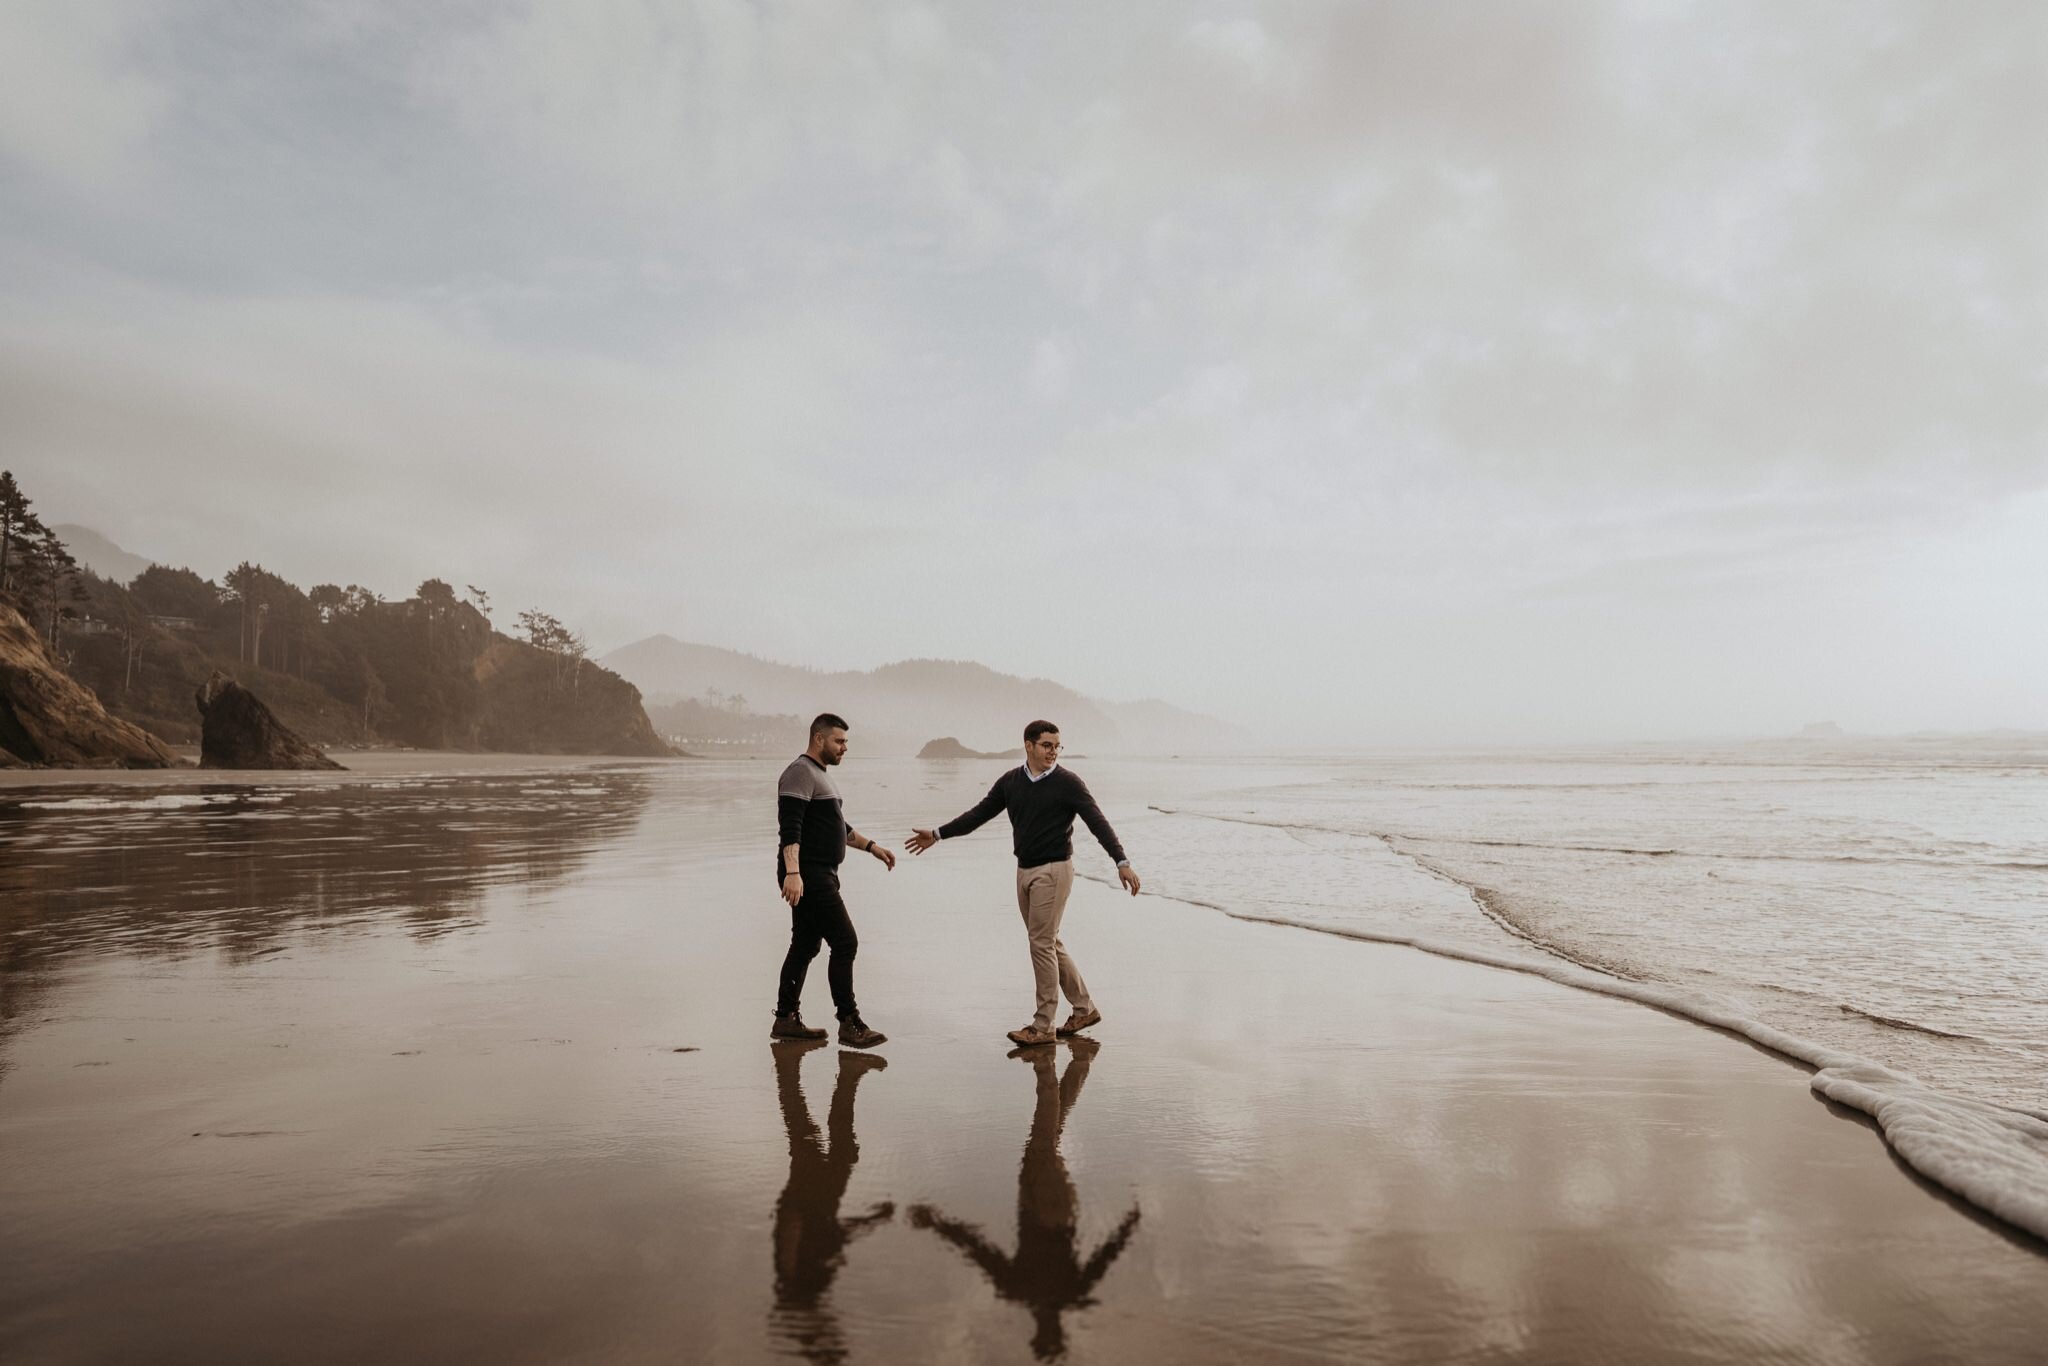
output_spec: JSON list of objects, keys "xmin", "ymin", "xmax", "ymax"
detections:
[
  {"xmin": 0, "ymin": 603, "xmax": 176, "ymax": 767},
  {"xmin": 472, "ymin": 641, "xmax": 671, "ymax": 757},
  {"xmin": 46, "ymin": 532, "xmax": 673, "ymax": 758}
]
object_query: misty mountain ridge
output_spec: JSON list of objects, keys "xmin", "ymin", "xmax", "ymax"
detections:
[
  {"xmin": 602, "ymin": 633, "xmax": 1240, "ymax": 755},
  {"xmin": 53, "ymin": 524, "xmax": 154, "ymax": 585}
]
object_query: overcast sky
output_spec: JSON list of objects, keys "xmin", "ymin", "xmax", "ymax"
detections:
[{"xmin": 3, "ymin": 2, "xmax": 2043, "ymax": 743}]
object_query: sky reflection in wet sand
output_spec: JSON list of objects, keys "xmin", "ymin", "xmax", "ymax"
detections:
[{"xmin": 2, "ymin": 759, "xmax": 2046, "ymax": 1364}]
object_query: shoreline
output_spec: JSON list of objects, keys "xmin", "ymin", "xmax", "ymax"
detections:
[
  {"xmin": 0, "ymin": 748, "xmax": 680, "ymax": 787},
  {"xmin": 1087, "ymin": 830, "xmax": 2048, "ymax": 1249},
  {"xmin": 1212, "ymin": 900, "xmax": 2048, "ymax": 1248},
  {"xmin": 4, "ymin": 760, "xmax": 2045, "ymax": 1361},
  {"xmin": 1129, "ymin": 799, "xmax": 2048, "ymax": 1244},
  {"xmin": 1078, "ymin": 859, "xmax": 2048, "ymax": 1248}
]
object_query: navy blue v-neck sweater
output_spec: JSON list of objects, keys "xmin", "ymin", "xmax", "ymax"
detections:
[{"xmin": 937, "ymin": 765, "xmax": 1127, "ymax": 868}]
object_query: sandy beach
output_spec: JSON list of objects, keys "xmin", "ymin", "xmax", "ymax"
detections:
[{"xmin": 2, "ymin": 757, "xmax": 2044, "ymax": 1363}]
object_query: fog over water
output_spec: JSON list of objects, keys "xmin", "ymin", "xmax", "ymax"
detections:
[{"xmin": 4, "ymin": 3, "xmax": 2046, "ymax": 743}]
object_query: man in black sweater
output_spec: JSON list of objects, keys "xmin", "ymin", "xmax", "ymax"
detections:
[
  {"xmin": 775, "ymin": 713, "xmax": 894, "ymax": 1048},
  {"xmin": 907, "ymin": 720, "xmax": 1141, "ymax": 1047}
]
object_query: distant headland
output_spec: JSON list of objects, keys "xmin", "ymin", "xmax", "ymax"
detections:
[
  {"xmin": 9, "ymin": 472, "xmax": 1245, "ymax": 766},
  {"xmin": 916, "ymin": 737, "xmax": 1018, "ymax": 760},
  {"xmin": 0, "ymin": 472, "xmax": 672, "ymax": 767}
]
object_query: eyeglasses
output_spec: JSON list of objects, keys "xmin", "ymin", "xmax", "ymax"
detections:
[{"xmin": 1032, "ymin": 740, "xmax": 1062, "ymax": 752}]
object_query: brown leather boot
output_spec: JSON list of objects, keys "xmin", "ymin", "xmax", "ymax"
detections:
[{"xmin": 770, "ymin": 1012, "xmax": 827, "ymax": 1041}]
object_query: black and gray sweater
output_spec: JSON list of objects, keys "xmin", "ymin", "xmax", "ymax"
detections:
[{"xmin": 777, "ymin": 754, "xmax": 847, "ymax": 871}]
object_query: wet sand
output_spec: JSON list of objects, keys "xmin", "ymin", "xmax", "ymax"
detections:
[
  {"xmin": 2, "ymin": 760, "xmax": 2045, "ymax": 1363},
  {"xmin": 0, "ymin": 747, "xmax": 668, "ymax": 787}
]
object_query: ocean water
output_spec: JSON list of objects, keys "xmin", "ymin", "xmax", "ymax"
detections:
[
  {"xmin": 1112, "ymin": 740, "xmax": 2048, "ymax": 1115},
  {"xmin": 1089, "ymin": 738, "xmax": 2048, "ymax": 1237}
]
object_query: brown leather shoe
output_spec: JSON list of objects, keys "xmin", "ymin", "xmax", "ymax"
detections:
[
  {"xmin": 1006, "ymin": 1024, "xmax": 1055, "ymax": 1047},
  {"xmin": 1056, "ymin": 1008, "xmax": 1102, "ymax": 1037},
  {"xmin": 770, "ymin": 1013, "xmax": 827, "ymax": 1041},
  {"xmin": 838, "ymin": 1017, "xmax": 887, "ymax": 1049}
]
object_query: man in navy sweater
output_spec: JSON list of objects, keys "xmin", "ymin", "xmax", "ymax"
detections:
[{"xmin": 907, "ymin": 720, "xmax": 1141, "ymax": 1047}]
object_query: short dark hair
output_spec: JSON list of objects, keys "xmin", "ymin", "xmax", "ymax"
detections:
[
  {"xmin": 1024, "ymin": 719, "xmax": 1059, "ymax": 744},
  {"xmin": 810, "ymin": 713, "xmax": 849, "ymax": 740}
]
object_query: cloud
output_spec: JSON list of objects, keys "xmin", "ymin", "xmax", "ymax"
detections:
[
  {"xmin": 0, "ymin": 0, "xmax": 165, "ymax": 188},
  {"xmin": 1182, "ymin": 18, "xmax": 1284, "ymax": 87},
  {"xmin": 1026, "ymin": 337, "xmax": 1071, "ymax": 403},
  {"xmin": 3, "ymin": 1, "xmax": 2046, "ymax": 738},
  {"xmin": 421, "ymin": 1, "xmax": 994, "ymax": 221},
  {"xmin": 1022, "ymin": 2, "xmax": 2048, "ymax": 506}
]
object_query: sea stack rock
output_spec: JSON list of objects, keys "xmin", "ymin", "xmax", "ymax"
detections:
[
  {"xmin": 0, "ymin": 603, "xmax": 176, "ymax": 768},
  {"xmin": 917, "ymin": 737, "xmax": 1017, "ymax": 760},
  {"xmin": 196, "ymin": 671, "xmax": 344, "ymax": 770}
]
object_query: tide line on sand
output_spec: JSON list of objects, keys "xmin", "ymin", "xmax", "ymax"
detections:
[
  {"xmin": 1092, "ymin": 868, "xmax": 2048, "ymax": 1247},
  {"xmin": 1271, "ymin": 913, "xmax": 2048, "ymax": 1242}
]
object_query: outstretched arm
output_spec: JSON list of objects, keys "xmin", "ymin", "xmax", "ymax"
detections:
[
  {"xmin": 908, "ymin": 1204, "xmax": 1013, "ymax": 1283},
  {"xmin": 842, "ymin": 1200, "xmax": 896, "ymax": 1241},
  {"xmin": 1076, "ymin": 1204, "xmax": 1143, "ymax": 1296},
  {"xmin": 908, "ymin": 777, "xmax": 1008, "ymax": 854}
]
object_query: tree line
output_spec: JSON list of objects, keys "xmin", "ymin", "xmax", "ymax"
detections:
[
  {"xmin": 0, "ymin": 470, "xmax": 89, "ymax": 642},
  {"xmin": 1, "ymin": 469, "xmax": 607, "ymax": 749}
]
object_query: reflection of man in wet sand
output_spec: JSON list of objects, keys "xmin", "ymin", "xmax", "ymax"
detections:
[
  {"xmin": 908, "ymin": 1037, "xmax": 1141, "ymax": 1361},
  {"xmin": 771, "ymin": 1041, "xmax": 893, "ymax": 1366}
]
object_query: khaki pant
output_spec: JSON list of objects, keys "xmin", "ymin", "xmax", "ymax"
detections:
[{"xmin": 1016, "ymin": 860, "xmax": 1093, "ymax": 1031}]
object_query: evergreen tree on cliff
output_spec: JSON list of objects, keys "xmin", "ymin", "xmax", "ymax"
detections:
[
  {"xmin": 222, "ymin": 561, "xmax": 262, "ymax": 663},
  {"xmin": 130, "ymin": 564, "xmax": 219, "ymax": 622},
  {"xmin": 416, "ymin": 578, "xmax": 459, "ymax": 656},
  {"xmin": 16, "ymin": 527, "xmax": 87, "ymax": 643},
  {"xmin": 0, "ymin": 469, "xmax": 51, "ymax": 599}
]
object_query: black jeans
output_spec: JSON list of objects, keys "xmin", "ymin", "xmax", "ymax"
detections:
[{"xmin": 776, "ymin": 865, "xmax": 859, "ymax": 1021}]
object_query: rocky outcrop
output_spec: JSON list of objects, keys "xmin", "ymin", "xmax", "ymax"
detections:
[
  {"xmin": 196, "ymin": 671, "xmax": 344, "ymax": 770},
  {"xmin": 0, "ymin": 603, "xmax": 177, "ymax": 767},
  {"xmin": 917, "ymin": 736, "xmax": 1017, "ymax": 760}
]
